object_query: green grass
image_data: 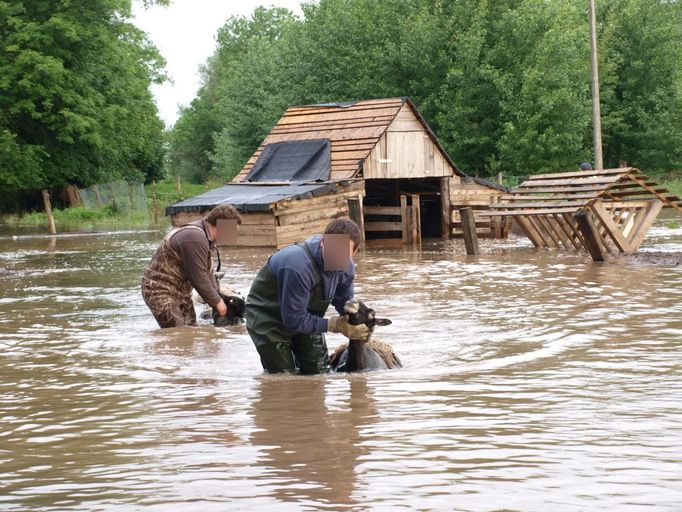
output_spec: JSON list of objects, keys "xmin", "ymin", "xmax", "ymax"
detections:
[
  {"xmin": 1, "ymin": 206, "xmax": 155, "ymax": 231},
  {"xmin": 0, "ymin": 179, "xmax": 229, "ymax": 232}
]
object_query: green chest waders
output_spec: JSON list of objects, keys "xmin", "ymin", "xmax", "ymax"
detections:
[{"xmin": 246, "ymin": 243, "xmax": 332, "ymax": 374}]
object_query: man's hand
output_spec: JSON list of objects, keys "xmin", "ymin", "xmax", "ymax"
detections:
[
  {"xmin": 215, "ymin": 300, "xmax": 228, "ymax": 317},
  {"xmin": 328, "ymin": 315, "xmax": 370, "ymax": 340}
]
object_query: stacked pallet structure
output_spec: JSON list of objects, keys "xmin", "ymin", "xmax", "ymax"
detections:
[{"xmin": 479, "ymin": 167, "xmax": 682, "ymax": 260}]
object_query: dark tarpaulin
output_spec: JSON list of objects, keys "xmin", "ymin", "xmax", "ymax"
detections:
[
  {"xmin": 165, "ymin": 182, "xmax": 343, "ymax": 215},
  {"xmin": 244, "ymin": 139, "xmax": 331, "ymax": 183}
]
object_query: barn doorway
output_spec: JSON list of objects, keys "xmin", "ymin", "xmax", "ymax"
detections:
[{"xmin": 362, "ymin": 178, "xmax": 444, "ymax": 244}]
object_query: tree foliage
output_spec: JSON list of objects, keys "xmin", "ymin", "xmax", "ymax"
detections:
[
  {"xmin": 0, "ymin": 0, "xmax": 168, "ymax": 193},
  {"xmin": 168, "ymin": 0, "xmax": 682, "ymax": 182}
]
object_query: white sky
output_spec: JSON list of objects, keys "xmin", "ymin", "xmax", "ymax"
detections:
[{"xmin": 132, "ymin": 0, "xmax": 304, "ymax": 127}]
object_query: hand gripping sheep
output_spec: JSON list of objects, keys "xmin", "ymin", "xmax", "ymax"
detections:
[{"xmin": 329, "ymin": 299, "xmax": 402, "ymax": 372}]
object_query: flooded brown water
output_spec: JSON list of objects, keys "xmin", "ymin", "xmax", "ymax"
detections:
[{"xmin": 1, "ymin": 214, "xmax": 681, "ymax": 511}]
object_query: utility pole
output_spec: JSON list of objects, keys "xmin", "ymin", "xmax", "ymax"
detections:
[{"xmin": 588, "ymin": 0, "xmax": 604, "ymax": 169}]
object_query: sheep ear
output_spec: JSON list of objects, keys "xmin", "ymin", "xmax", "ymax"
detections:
[{"xmin": 375, "ymin": 318, "xmax": 392, "ymax": 326}]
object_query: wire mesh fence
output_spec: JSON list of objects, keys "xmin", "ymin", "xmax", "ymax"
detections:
[{"xmin": 79, "ymin": 181, "xmax": 148, "ymax": 213}]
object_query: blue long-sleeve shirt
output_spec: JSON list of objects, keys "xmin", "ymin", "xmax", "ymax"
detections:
[{"xmin": 268, "ymin": 235, "xmax": 354, "ymax": 335}]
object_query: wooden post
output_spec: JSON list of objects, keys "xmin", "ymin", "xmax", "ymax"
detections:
[
  {"xmin": 459, "ymin": 207, "xmax": 480, "ymax": 255},
  {"xmin": 41, "ymin": 189, "xmax": 57, "ymax": 235},
  {"xmin": 411, "ymin": 194, "xmax": 421, "ymax": 247},
  {"xmin": 176, "ymin": 174, "xmax": 183, "ymax": 199},
  {"xmin": 575, "ymin": 210, "xmax": 607, "ymax": 261},
  {"xmin": 347, "ymin": 194, "xmax": 366, "ymax": 246},
  {"xmin": 440, "ymin": 177, "xmax": 450, "ymax": 240},
  {"xmin": 400, "ymin": 194, "xmax": 408, "ymax": 245},
  {"xmin": 152, "ymin": 180, "xmax": 160, "ymax": 226}
]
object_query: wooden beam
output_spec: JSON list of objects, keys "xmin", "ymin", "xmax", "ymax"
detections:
[
  {"xmin": 627, "ymin": 175, "xmax": 682, "ymax": 211},
  {"xmin": 574, "ymin": 211, "xmax": 608, "ymax": 261},
  {"xmin": 515, "ymin": 215, "xmax": 545, "ymax": 248},
  {"xmin": 533, "ymin": 216, "xmax": 563, "ymax": 248},
  {"xmin": 440, "ymin": 177, "xmax": 451, "ymax": 240},
  {"xmin": 459, "ymin": 207, "xmax": 480, "ymax": 255},
  {"xmin": 363, "ymin": 206, "xmax": 402, "ymax": 215},
  {"xmin": 562, "ymin": 213, "xmax": 588, "ymax": 250},
  {"xmin": 411, "ymin": 194, "xmax": 421, "ymax": 247},
  {"xmin": 627, "ymin": 199, "xmax": 664, "ymax": 250},
  {"xmin": 590, "ymin": 201, "xmax": 632, "ymax": 252},
  {"xmin": 552, "ymin": 214, "xmax": 582, "ymax": 250},
  {"xmin": 400, "ymin": 195, "xmax": 408, "ymax": 245},
  {"xmin": 527, "ymin": 168, "xmax": 631, "ymax": 180}
]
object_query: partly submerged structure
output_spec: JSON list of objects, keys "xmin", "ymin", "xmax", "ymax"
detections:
[
  {"xmin": 479, "ymin": 167, "xmax": 682, "ymax": 260},
  {"xmin": 167, "ymin": 97, "xmax": 508, "ymax": 248}
]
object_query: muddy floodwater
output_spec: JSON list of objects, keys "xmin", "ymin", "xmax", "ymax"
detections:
[{"xmin": 1, "ymin": 214, "xmax": 681, "ymax": 512}]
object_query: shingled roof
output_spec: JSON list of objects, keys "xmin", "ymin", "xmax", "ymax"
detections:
[{"xmin": 232, "ymin": 97, "xmax": 465, "ymax": 182}]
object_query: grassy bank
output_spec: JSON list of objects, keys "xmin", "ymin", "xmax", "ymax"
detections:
[{"xmin": 0, "ymin": 180, "xmax": 220, "ymax": 232}]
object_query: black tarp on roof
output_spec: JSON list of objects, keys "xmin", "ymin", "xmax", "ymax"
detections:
[
  {"xmin": 244, "ymin": 139, "xmax": 331, "ymax": 183},
  {"xmin": 165, "ymin": 182, "xmax": 343, "ymax": 215}
]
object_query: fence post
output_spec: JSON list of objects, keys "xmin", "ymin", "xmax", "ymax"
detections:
[
  {"xmin": 152, "ymin": 181, "xmax": 160, "ymax": 227},
  {"xmin": 176, "ymin": 174, "xmax": 183, "ymax": 199},
  {"xmin": 42, "ymin": 189, "xmax": 57, "ymax": 235}
]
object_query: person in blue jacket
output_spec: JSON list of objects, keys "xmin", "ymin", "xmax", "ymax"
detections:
[{"xmin": 246, "ymin": 218, "xmax": 370, "ymax": 374}]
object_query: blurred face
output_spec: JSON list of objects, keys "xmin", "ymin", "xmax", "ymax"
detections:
[
  {"xmin": 322, "ymin": 233, "xmax": 358, "ymax": 271},
  {"xmin": 215, "ymin": 219, "xmax": 238, "ymax": 245}
]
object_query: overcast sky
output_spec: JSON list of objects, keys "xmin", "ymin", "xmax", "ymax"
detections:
[{"xmin": 132, "ymin": 1, "xmax": 304, "ymax": 127}]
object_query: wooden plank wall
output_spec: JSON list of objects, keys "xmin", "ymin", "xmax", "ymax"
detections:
[
  {"xmin": 273, "ymin": 183, "xmax": 366, "ymax": 248},
  {"xmin": 363, "ymin": 104, "xmax": 452, "ymax": 179},
  {"xmin": 171, "ymin": 210, "xmax": 277, "ymax": 247},
  {"xmin": 448, "ymin": 177, "xmax": 508, "ymax": 238}
]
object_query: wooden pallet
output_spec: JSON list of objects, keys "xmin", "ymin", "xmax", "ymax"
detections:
[{"xmin": 479, "ymin": 168, "xmax": 681, "ymax": 259}]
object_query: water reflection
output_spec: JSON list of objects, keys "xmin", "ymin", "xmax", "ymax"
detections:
[{"xmin": 249, "ymin": 375, "xmax": 376, "ymax": 509}]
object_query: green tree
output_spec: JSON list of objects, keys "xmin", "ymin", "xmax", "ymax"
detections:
[
  {"xmin": 0, "ymin": 0, "xmax": 168, "ymax": 193},
  {"xmin": 599, "ymin": 0, "xmax": 682, "ymax": 174}
]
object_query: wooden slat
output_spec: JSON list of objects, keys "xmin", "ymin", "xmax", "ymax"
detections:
[
  {"xmin": 277, "ymin": 107, "xmax": 401, "ymax": 126},
  {"xmin": 509, "ymin": 184, "xmax": 611, "ymax": 194},
  {"xmin": 363, "ymin": 206, "xmax": 402, "ymax": 215},
  {"xmin": 514, "ymin": 215, "xmax": 544, "ymax": 247},
  {"xmin": 500, "ymin": 193, "xmax": 600, "ymax": 202},
  {"xmin": 284, "ymin": 99, "xmax": 404, "ymax": 115},
  {"xmin": 552, "ymin": 214, "xmax": 582, "ymax": 250},
  {"xmin": 527, "ymin": 168, "xmax": 632, "ymax": 180},
  {"xmin": 574, "ymin": 211, "xmax": 608, "ymax": 261},
  {"xmin": 627, "ymin": 175, "xmax": 682, "ymax": 212},
  {"xmin": 533, "ymin": 215, "xmax": 562, "ymax": 248},
  {"xmin": 627, "ymin": 199, "xmax": 664, "ymax": 250},
  {"xmin": 519, "ymin": 175, "xmax": 624, "ymax": 188},
  {"xmin": 488, "ymin": 200, "xmax": 589, "ymax": 209},
  {"xmin": 590, "ymin": 201, "xmax": 632, "ymax": 252},
  {"xmin": 562, "ymin": 212, "xmax": 588, "ymax": 249},
  {"xmin": 601, "ymin": 200, "xmax": 652, "ymax": 209},
  {"xmin": 479, "ymin": 207, "xmax": 581, "ymax": 216},
  {"xmin": 365, "ymin": 221, "xmax": 403, "ymax": 232}
]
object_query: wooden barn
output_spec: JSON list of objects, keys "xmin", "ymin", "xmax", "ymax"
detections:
[
  {"xmin": 168, "ymin": 97, "xmax": 508, "ymax": 248},
  {"xmin": 479, "ymin": 167, "xmax": 682, "ymax": 260}
]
